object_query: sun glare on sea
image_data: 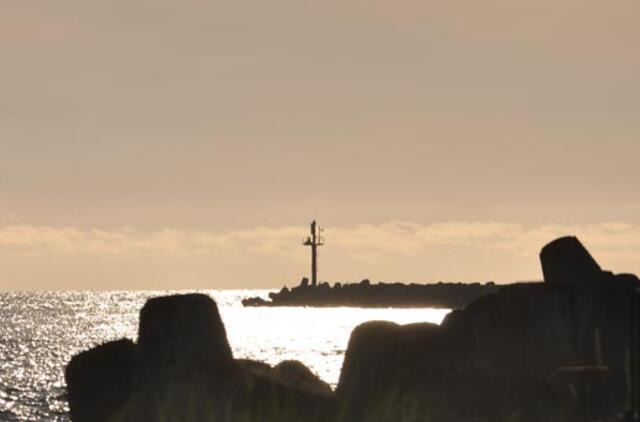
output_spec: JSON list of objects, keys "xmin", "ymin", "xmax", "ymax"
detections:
[{"xmin": 217, "ymin": 291, "xmax": 450, "ymax": 387}]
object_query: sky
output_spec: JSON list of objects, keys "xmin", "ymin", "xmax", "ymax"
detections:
[{"xmin": 1, "ymin": 0, "xmax": 639, "ymax": 290}]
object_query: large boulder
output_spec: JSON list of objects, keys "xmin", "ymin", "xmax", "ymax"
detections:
[
  {"xmin": 233, "ymin": 359, "xmax": 334, "ymax": 422},
  {"xmin": 273, "ymin": 360, "xmax": 332, "ymax": 396},
  {"xmin": 236, "ymin": 359, "xmax": 332, "ymax": 397},
  {"xmin": 439, "ymin": 279, "xmax": 637, "ymax": 373},
  {"xmin": 439, "ymin": 284, "xmax": 578, "ymax": 373},
  {"xmin": 333, "ymin": 237, "xmax": 639, "ymax": 421},
  {"xmin": 66, "ymin": 293, "xmax": 336, "ymax": 422},
  {"xmin": 130, "ymin": 293, "xmax": 236, "ymax": 421},
  {"xmin": 134, "ymin": 293, "xmax": 234, "ymax": 385},
  {"xmin": 64, "ymin": 339, "xmax": 135, "ymax": 422},
  {"xmin": 337, "ymin": 321, "xmax": 403, "ymax": 401},
  {"xmin": 540, "ymin": 236, "xmax": 602, "ymax": 285},
  {"xmin": 336, "ymin": 321, "xmax": 441, "ymax": 421},
  {"xmin": 429, "ymin": 370, "xmax": 566, "ymax": 422},
  {"xmin": 336, "ymin": 320, "xmax": 567, "ymax": 422}
]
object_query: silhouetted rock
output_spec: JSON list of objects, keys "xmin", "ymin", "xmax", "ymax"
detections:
[
  {"xmin": 66, "ymin": 294, "xmax": 334, "ymax": 422},
  {"xmin": 126, "ymin": 294, "xmax": 236, "ymax": 421},
  {"xmin": 427, "ymin": 371, "xmax": 565, "ymax": 422},
  {"xmin": 540, "ymin": 236, "xmax": 602, "ymax": 285},
  {"xmin": 236, "ymin": 359, "xmax": 332, "ymax": 397},
  {"xmin": 66, "ymin": 236, "xmax": 640, "ymax": 422},
  {"xmin": 134, "ymin": 293, "xmax": 234, "ymax": 386},
  {"xmin": 548, "ymin": 367, "xmax": 627, "ymax": 421},
  {"xmin": 244, "ymin": 279, "xmax": 500, "ymax": 308},
  {"xmin": 242, "ymin": 296, "xmax": 269, "ymax": 306},
  {"xmin": 64, "ymin": 339, "xmax": 135, "ymax": 422},
  {"xmin": 337, "ymin": 321, "xmax": 403, "ymax": 401},
  {"xmin": 334, "ymin": 320, "xmax": 568, "ymax": 421},
  {"xmin": 274, "ymin": 360, "xmax": 332, "ymax": 396},
  {"xmin": 332, "ymin": 236, "xmax": 640, "ymax": 421},
  {"xmin": 233, "ymin": 364, "xmax": 334, "ymax": 422},
  {"xmin": 337, "ymin": 321, "xmax": 442, "ymax": 420}
]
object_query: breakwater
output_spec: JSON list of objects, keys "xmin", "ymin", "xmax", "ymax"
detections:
[
  {"xmin": 65, "ymin": 236, "xmax": 640, "ymax": 421},
  {"xmin": 243, "ymin": 279, "xmax": 500, "ymax": 309}
]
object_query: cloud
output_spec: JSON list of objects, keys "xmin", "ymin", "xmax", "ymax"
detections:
[
  {"xmin": 2, "ymin": 221, "xmax": 640, "ymax": 261},
  {"xmin": 1, "ymin": 221, "xmax": 639, "ymax": 290},
  {"xmin": 0, "ymin": 225, "xmax": 296, "ymax": 258},
  {"xmin": 327, "ymin": 221, "xmax": 640, "ymax": 269},
  {"xmin": 0, "ymin": 221, "xmax": 640, "ymax": 259}
]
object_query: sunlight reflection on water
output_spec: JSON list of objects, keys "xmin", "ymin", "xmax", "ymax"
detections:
[
  {"xmin": 220, "ymin": 296, "xmax": 450, "ymax": 387},
  {"xmin": 0, "ymin": 290, "xmax": 449, "ymax": 421}
]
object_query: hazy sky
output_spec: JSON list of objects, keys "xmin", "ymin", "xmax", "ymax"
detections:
[{"xmin": 1, "ymin": 0, "xmax": 639, "ymax": 290}]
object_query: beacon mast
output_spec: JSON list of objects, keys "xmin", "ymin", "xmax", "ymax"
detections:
[{"xmin": 303, "ymin": 220, "xmax": 324, "ymax": 287}]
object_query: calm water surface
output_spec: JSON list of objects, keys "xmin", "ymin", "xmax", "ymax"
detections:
[{"xmin": 0, "ymin": 290, "xmax": 450, "ymax": 421}]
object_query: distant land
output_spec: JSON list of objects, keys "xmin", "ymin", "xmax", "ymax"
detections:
[{"xmin": 242, "ymin": 278, "xmax": 505, "ymax": 309}]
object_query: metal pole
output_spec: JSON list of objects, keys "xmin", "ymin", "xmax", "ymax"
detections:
[{"xmin": 311, "ymin": 221, "xmax": 317, "ymax": 287}]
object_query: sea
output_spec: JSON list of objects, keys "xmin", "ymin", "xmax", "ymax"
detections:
[{"xmin": 0, "ymin": 289, "xmax": 450, "ymax": 421}]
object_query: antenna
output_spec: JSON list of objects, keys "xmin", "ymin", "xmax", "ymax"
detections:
[{"xmin": 303, "ymin": 220, "xmax": 324, "ymax": 287}]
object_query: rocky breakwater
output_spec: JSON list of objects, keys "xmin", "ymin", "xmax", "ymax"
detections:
[
  {"xmin": 242, "ymin": 279, "xmax": 500, "ymax": 308},
  {"xmin": 336, "ymin": 236, "xmax": 640, "ymax": 421},
  {"xmin": 66, "ymin": 236, "xmax": 640, "ymax": 421},
  {"xmin": 65, "ymin": 294, "xmax": 332, "ymax": 422}
]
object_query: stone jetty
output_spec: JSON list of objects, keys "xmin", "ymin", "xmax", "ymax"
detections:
[{"xmin": 242, "ymin": 279, "xmax": 500, "ymax": 308}]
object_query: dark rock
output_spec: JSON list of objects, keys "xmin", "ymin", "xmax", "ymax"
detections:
[
  {"xmin": 243, "ymin": 280, "xmax": 500, "ymax": 308},
  {"xmin": 66, "ymin": 236, "xmax": 640, "ymax": 422},
  {"xmin": 333, "ymin": 237, "xmax": 639, "ymax": 421},
  {"xmin": 237, "ymin": 358, "xmax": 272, "ymax": 373},
  {"xmin": 242, "ymin": 296, "xmax": 269, "ymax": 306},
  {"xmin": 232, "ymin": 366, "xmax": 334, "ymax": 422},
  {"xmin": 337, "ymin": 321, "xmax": 403, "ymax": 421},
  {"xmin": 64, "ymin": 339, "xmax": 135, "ymax": 422},
  {"xmin": 614, "ymin": 272, "xmax": 640, "ymax": 288},
  {"xmin": 239, "ymin": 359, "xmax": 332, "ymax": 398},
  {"xmin": 127, "ymin": 294, "xmax": 236, "ymax": 421},
  {"xmin": 336, "ymin": 320, "xmax": 567, "ymax": 421},
  {"xmin": 540, "ymin": 236, "xmax": 602, "ymax": 285},
  {"xmin": 135, "ymin": 293, "xmax": 233, "ymax": 383},
  {"xmin": 337, "ymin": 321, "xmax": 401, "ymax": 397},
  {"xmin": 428, "ymin": 370, "xmax": 565, "ymax": 422},
  {"xmin": 337, "ymin": 321, "xmax": 441, "ymax": 420},
  {"xmin": 549, "ymin": 367, "xmax": 627, "ymax": 421},
  {"xmin": 66, "ymin": 294, "xmax": 334, "ymax": 422},
  {"xmin": 274, "ymin": 360, "xmax": 332, "ymax": 396}
]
